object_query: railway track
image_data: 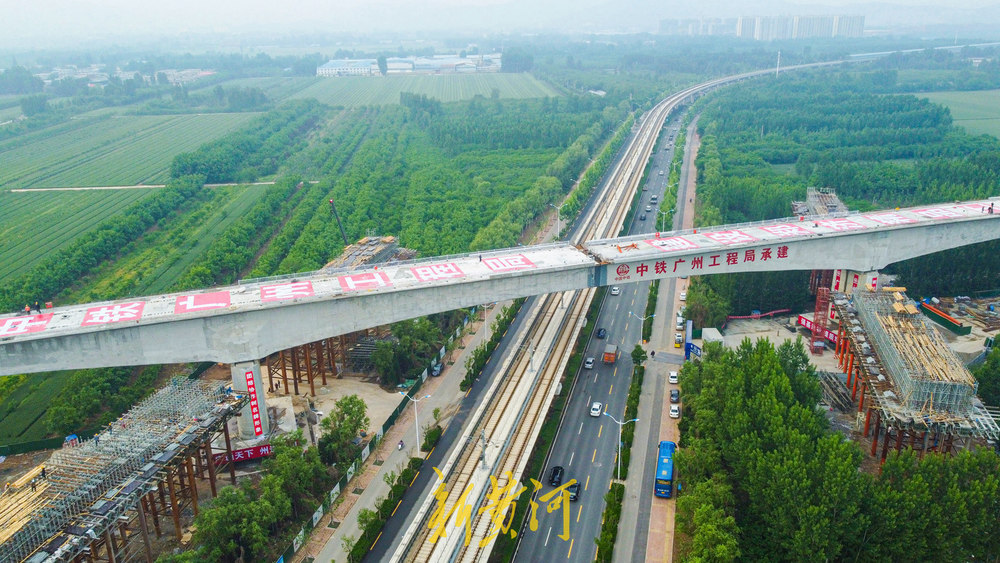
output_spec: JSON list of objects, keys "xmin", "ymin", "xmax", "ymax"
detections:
[
  {"xmin": 393, "ymin": 96, "xmax": 666, "ymax": 561},
  {"xmin": 393, "ymin": 66, "xmax": 813, "ymax": 562}
]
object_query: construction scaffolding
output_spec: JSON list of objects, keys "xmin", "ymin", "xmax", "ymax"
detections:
[
  {"xmin": 0, "ymin": 379, "xmax": 246, "ymax": 563},
  {"xmin": 832, "ymin": 288, "xmax": 999, "ymax": 463},
  {"xmin": 852, "ymin": 289, "xmax": 976, "ymax": 417},
  {"xmin": 266, "ymin": 235, "xmax": 415, "ymax": 396}
]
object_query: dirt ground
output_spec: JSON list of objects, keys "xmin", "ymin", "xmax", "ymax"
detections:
[{"xmin": 0, "ymin": 450, "xmax": 51, "ymax": 489}]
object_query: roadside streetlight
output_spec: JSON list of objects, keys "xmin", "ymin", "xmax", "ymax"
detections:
[
  {"xmin": 399, "ymin": 392, "xmax": 431, "ymax": 453},
  {"xmin": 659, "ymin": 208, "xmax": 674, "ymax": 232},
  {"xmin": 630, "ymin": 312, "xmax": 655, "ymax": 346},
  {"xmin": 604, "ymin": 412, "xmax": 639, "ymax": 480},
  {"xmin": 549, "ymin": 202, "xmax": 568, "ymax": 240}
]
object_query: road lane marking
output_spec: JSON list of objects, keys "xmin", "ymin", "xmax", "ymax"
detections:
[
  {"xmin": 578, "ymin": 422, "xmax": 583, "ymax": 435},
  {"xmin": 568, "ymin": 538, "xmax": 575, "ymax": 558},
  {"xmin": 598, "ymin": 425, "xmax": 603, "ymax": 438},
  {"xmin": 569, "ymin": 451, "xmax": 575, "ymax": 466},
  {"xmin": 545, "ymin": 526, "xmax": 552, "ymax": 546},
  {"xmin": 576, "ymin": 504, "xmax": 583, "ymax": 523},
  {"xmin": 592, "ymin": 448, "xmax": 597, "ymax": 463},
  {"xmin": 609, "ymin": 384, "xmax": 613, "ymax": 395},
  {"xmin": 585, "ymin": 475, "xmax": 590, "ymax": 490}
]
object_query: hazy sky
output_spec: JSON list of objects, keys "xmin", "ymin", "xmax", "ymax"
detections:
[{"xmin": 2, "ymin": 0, "xmax": 998, "ymax": 50}]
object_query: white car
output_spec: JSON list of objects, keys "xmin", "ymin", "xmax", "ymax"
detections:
[
  {"xmin": 610, "ymin": 286, "xmax": 620, "ymax": 296},
  {"xmin": 669, "ymin": 405, "xmax": 680, "ymax": 418},
  {"xmin": 583, "ymin": 357, "xmax": 595, "ymax": 369},
  {"xmin": 679, "ymin": 291, "xmax": 687, "ymax": 301},
  {"xmin": 668, "ymin": 371, "xmax": 678, "ymax": 384},
  {"xmin": 590, "ymin": 402, "xmax": 603, "ymax": 417}
]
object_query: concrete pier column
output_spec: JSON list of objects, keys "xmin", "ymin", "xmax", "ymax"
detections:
[{"xmin": 231, "ymin": 361, "xmax": 269, "ymax": 439}]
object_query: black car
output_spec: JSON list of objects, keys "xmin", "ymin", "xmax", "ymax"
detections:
[
  {"xmin": 549, "ymin": 465, "xmax": 565, "ymax": 486},
  {"xmin": 596, "ymin": 328, "xmax": 607, "ymax": 339},
  {"xmin": 639, "ymin": 214, "xmax": 646, "ymax": 221},
  {"xmin": 568, "ymin": 482, "xmax": 580, "ymax": 501},
  {"xmin": 670, "ymin": 389, "xmax": 680, "ymax": 403}
]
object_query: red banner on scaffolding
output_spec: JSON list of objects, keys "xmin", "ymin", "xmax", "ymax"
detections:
[
  {"xmin": 246, "ymin": 369, "xmax": 263, "ymax": 436},
  {"xmin": 213, "ymin": 444, "xmax": 273, "ymax": 465}
]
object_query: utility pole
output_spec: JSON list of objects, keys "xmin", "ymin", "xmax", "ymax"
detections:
[
  {"xmin": 776, "ymin": 50, "xmax": 781, "ymax": 77},
  {"xmin": 328, "ymin": 198, "xmax": 349, "ymax": 246}
]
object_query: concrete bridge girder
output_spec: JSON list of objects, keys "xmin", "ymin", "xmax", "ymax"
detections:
[{"xmin": 1, "ymin": 203, "xmax": 999, "ymax": 377}]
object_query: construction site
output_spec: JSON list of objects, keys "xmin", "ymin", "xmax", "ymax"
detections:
[
  {"xmin": 0, "ymin": 379, "xmax": 247, "ymax": 563},
  {"xmin": 827, "ymin": 286, "xmax": 1000, "ymax": 461},
  {"xmin": 793, "ymin": 187, "xmax": 1000, "ymax": 460}
]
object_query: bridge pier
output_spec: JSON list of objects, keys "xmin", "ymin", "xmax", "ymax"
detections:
[
  {"xmin": 833, "ymin": 268, "xmax": 881, "ymax": 295},
  {"xmin": 231, "ymin": 361, "xmax": 269, "ymax": 439}
]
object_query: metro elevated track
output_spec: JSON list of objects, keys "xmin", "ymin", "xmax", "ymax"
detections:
[{"xmin": 391, "ymin": 64, "xmax": 839, "ymax": 562}]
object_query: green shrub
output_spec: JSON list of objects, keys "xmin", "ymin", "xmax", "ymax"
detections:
[{"xmin": 422, "ymin": 425, "xmax": 443, "ymax": 450}]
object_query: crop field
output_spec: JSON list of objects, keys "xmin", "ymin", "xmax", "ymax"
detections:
[
  {"xmin": 0, "ymin": 189, "xmax": 154, "ymax": 283},
  {"xmin": 0, "ymin": 105, "xmax": 20, "ymax": 122},
  {"xmin": 922, "ymin": 89, "xmax": 1000, "ymax": 138},
  {"xmin": 287, "ymin": 73, "xmax": 560, "ymax": 106},
  {"xmin": 0, "ymin": 112, "xmax": 257, "ymax": 190},
  {"xmin": 0, "ymin": 370, "xmax": 74, "ymax": 443},
  {"xmin": 68, "ymin": 184, "xmax": 270, "ymax": 301},
  {"xmin": 199, "ymin": 76, "xmax": 319, "ymax": 102}
]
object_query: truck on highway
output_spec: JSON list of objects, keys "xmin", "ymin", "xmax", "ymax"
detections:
[{"xmin": 602, "ymin": 344, "xmax": 619, "ymax": 364}]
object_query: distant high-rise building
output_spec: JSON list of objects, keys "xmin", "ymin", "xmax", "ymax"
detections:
[
  {"xmin": 664, "ymin": 14, "xmax": 863, "ymax": 40},
  {"xmin": 833, "ymin": 15, "xmax": 865, "ymax": 38},
  {"xmin": 659, "ymin": 18, "xmax": 737, "ymax": 36}
]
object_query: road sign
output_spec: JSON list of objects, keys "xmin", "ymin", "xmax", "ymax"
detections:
[{"xmin": 685, "ymin": 342, "xmax": 702, "ymax": 360}]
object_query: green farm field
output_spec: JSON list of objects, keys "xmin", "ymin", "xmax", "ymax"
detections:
[
  {"xmin": 922, "ymin": 89, "xmax": 1000, "ymax": 138},
  {"xmin": 284, "ymin": 73, "xmax": 560, "ymax": 106},
  {"xmin": 68, "ymin": 184, "xmax": 270, "ymax": 301},
  {"xmin": 0, "ymin": 112, "xmax": 257, "ymax": 190},
  {"xmin": 0, "ymin": 189, "xmax": 154, "ymax": 283},
  {"xmin": 0, "ymin": 371, "xmax": 74, "ymax": 443}
]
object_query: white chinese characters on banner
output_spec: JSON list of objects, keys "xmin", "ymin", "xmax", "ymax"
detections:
[
  {"xmin": 0, "ymin": 313, "xmax": 53, "ymax": 336},
  {"xmin": 644, "ymin": 237, "xmax": 699, "ymax": 252},
  {"xmin": 174, "ymin": 291, "xmax": 231, "ymax": 314},
  {"xmin": 815, "ymin": 218, "xmax": 866, "ymax": 231},
  {"xmin": 411, "ymin": 263, "xmax": 465, "ymax": 282},
  {"xmin": 212, "ymin": 444, "xmax": 273, "ymax": 466},
  {"xmin": 702, "ymin": 230, "xmax": 758, "ymax": 246},
  {"xmin": 913, "ymin": 207, "xmax": 964, "ymax": 220},
  {"xmin": 865, "ymin": 212, "xmax": 917, "ymax": 225},
  {"xmin": 338, "ymin": 271, "xmax": 392, "ymax": 291},
  {"xmin": 245, "ymin": 370, "xmax": 263, "ymax": 436},
  {"xmin": 482, "ymin": 255, "xmax": 536, "ymax": 272},
  {"xmin": 261, "ymin": 281, "xmax": 314, "ymax": 302},
  {"xmin": 81, "ymin": 302, "xmax": 145, "ymax": 326},
  {"xmin": 759, "ymin": 224, "xmax": 812, "ymax": 238}
]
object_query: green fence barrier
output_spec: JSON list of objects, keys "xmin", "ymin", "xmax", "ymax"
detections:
[
  {"xmin": 0, "ymin": 428, "xmax": 100, "ymax": 456},
  {"xmin": 187, "ymin": 361, "xmax": 217, "ymax": 379}
]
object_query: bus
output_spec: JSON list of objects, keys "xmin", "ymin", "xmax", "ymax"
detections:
[{"xmin": 654, "ymin": 440, "xmax": 676, "ymax": 498}]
